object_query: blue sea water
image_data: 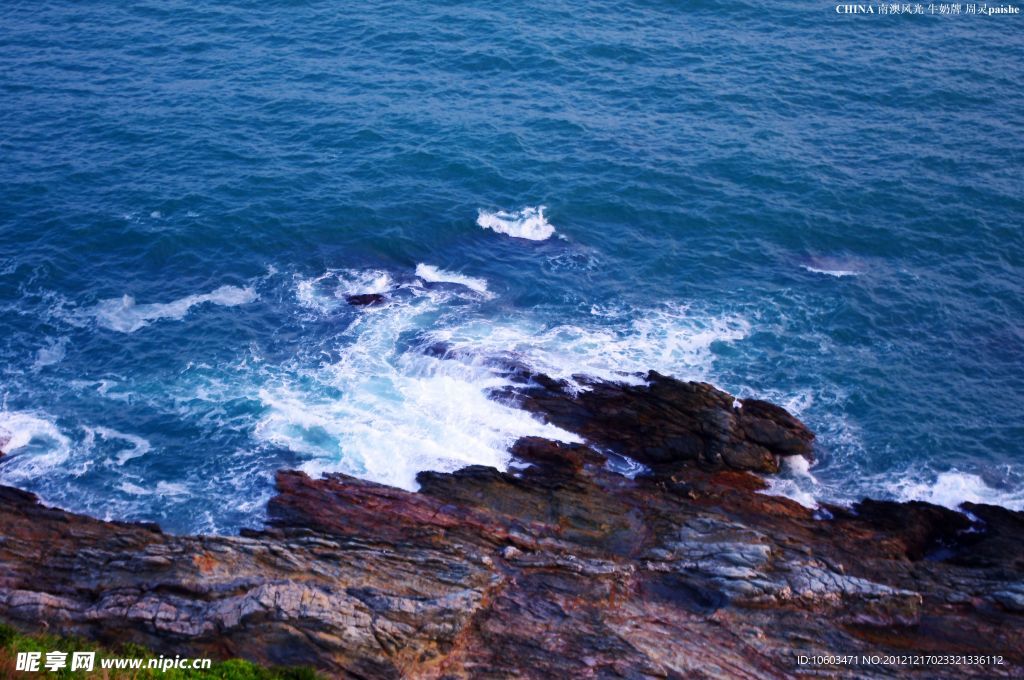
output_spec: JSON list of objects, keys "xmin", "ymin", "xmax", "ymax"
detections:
[{"xmin": 1, "ymin": 1, "xmax": 1022, "ymax": 533}]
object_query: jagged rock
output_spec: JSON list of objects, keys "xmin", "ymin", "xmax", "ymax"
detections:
[
  {"xmin": 848, "ymin": 499, "xmax": 976, "ymax": 560},
  {"xmin": 0, "ymin": 372, "xmax": 1021, "ymax": 678},
  {"xmin": 496, "ymin": 370, "xmax": 814, "ymax": 473},
  {"xmin": 955, "ymin": 503, "xmax": 1024, "ymax": 571}
]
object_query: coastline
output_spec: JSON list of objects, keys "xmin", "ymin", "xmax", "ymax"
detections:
[{"xmin": 1, "ymin": 371, "xmax": 1021, "ymax": 678}]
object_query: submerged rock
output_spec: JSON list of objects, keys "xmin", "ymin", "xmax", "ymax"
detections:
[{"xmin": 0, "ymin": 372, "xmax": 1020, "ymax": 678}]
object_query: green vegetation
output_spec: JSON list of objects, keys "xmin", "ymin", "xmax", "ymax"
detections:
[{"xmin": 0, "ymin": 623, "xmax": 320, "ymax": 679}]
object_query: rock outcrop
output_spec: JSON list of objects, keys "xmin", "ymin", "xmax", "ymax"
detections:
[
  {"xmin": 0, "ymin": 372, "xmax": 1021, "ymax": 678},
  {"xmin": 497, "ymin": 370, "xmax": 815, "ymax": 473}
]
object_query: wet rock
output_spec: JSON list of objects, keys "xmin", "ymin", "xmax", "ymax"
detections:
[
  {"xmin": 497, "ymin": 370, "xmax": 814, "ymax": 473},
  {"xmin": 0, "ymin": 372, "xmax": 1020, "ymax": 678},
  {"xmin": 954, "ymin": 503, "xmax": 1024, "ymax": 571},
  {"xmin": 345, "ymin": 293, "xmax": 385, "ymax": 306},
  {"xmin": 851, "ymin": 499, "xmax": 976, "ymax": 561},
  {"xmin": 509, "ymin": 436, "xmax": 607, "ymax": 472}
]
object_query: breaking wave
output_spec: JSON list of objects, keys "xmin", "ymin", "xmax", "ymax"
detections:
[
  {"xmin": 887, "ymin": 470, "xmax": 1024, "ymax": 511},
  {"xmin": 802, "ymin": 265, "xmax": 860, "ymax": 278},
  {"xmin": 249, "ymin": 269, "xmax": 750, "ymax": 492},
  {"xmin": 415, "ymin": 263, "xmax": 492, "ymax": 297},
  {"xmin": 477, "ymin": 206, "xmax": 556, "ymax": 241},
  {"xmin": 0, "ymin": 410, "xmax": 72, "ymax": 481},
  {"xmin": 255, "ymin": 273, "xmax": 581, "ymax": 490}
]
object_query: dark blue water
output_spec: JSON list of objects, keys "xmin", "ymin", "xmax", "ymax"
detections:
[{"xmin": 1, "ymin": 1, "xmax": 1022, "ymax": 533}]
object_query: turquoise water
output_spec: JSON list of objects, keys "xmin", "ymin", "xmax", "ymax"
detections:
[{"xmin": 1, "ymin": 1, "xmax": 1022, "ymax": 532}]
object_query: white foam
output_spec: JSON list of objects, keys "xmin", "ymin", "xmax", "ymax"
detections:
[
  {"xmin": 334, "ymin": 269, "xmax": 393, "ymax": 296},
  {"xmin": 764, "ymin": 478, "xmax": 819, "ymax": 509},
  {"xmin": 255, "ymin": 277, "xmax": 580, "ymax": 491},
  {"xmin": 761, "ymin": 455, "xmax": 820, "ymax": 509},
  {"xmin": 119, "ymin": 481, "xmax": 151, "ymax": 496},
  {"xmin": 92, "ymin": 426, "xmax": 151, "ymax": 465},
  {"xmin": 253, "ymin": 277, "xmax": 755, "ymax": 492},
  {"xmin": 155, "ymin": 481, "xmax": 189, "ymax": 497},
  {"xmin": 296, "ymin": 269, "xmax": 394, "ymax": 314},
  {"xmin": 0, "ymin": 411, "xmax": 72, "ymax": 480},
  {"xmin": 295, "ymin": 274, "xmax": 331, "ymax": 312},
  {"xmin": 889, "ymin": 470, "xmax": 1024, "ymax": 511},
  {"xmin": 32, "ymin": 337, "xmax": 68, "ymax": 371},
  {"xmin": 415, "ymin": 264, "xmax": 492, "ymax": 297},
  {"xmin": 88, "ymin": 285, "xmax": 257, "ymax": 333},
  {"xmin": 477, "ymin": 206, "xmax": 556, "ymax": 241},
  {"xmin": 801, "ymin": 256, "xmax": 863, "ymax": 278},
  {"xmin": 782, "ymin": 454, "xmax": 815, "ymax": 480},
  {"xmin": 428, "ymin": 304, "xmax": 750, "ymax": 388},
  {"xmin": 802, "ymin": 265, "xmax": 860, "ymax": 278}
]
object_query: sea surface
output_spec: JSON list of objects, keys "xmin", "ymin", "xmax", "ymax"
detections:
[{"xmin": 1, "ymin": 1, "xmax": 1022, "ymax": 533}]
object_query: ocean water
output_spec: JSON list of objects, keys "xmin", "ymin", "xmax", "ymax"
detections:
[{"xmin": 1, "ymin": 1, "xmax": 1022, "ymax": 533}]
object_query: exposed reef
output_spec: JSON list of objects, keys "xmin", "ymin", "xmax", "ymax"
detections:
[
  {"xmin": 0, "ymin": 371, "xmax": 1021, "ymax": 678},
  {"xmin": 497, "ymin": 370, "xmax": 815, "ymax": 473}
]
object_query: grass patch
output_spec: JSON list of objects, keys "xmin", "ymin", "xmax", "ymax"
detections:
[{"xmin": 0, "ymin": 623, "xmax": 320, "ymax": 679}]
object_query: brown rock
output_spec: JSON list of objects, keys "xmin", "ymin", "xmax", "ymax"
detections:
[
  {"xmin": 0, "ymin": 372, "xmax": 1020, "ymax": 678},
  {"xmin": 496, "ymin": 370, "xmax": 814, "ymax": 473}
]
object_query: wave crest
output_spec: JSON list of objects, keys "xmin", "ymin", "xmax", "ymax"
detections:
[
  {"xmin": 477, "ymin": 206, "xmax": 556, "ymax": 241},
  {"xmin": 889, "ymin": 470, "xmax": 1024, "ymax": 511},
  {"xmin": 415, "ymin": 264, "xmax": 492, "ymax": 297}
]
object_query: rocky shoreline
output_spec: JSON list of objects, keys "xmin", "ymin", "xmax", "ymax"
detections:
[{"xmin": 0, "ymin": 370, "xmax": 1022, "ymax": 678}]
